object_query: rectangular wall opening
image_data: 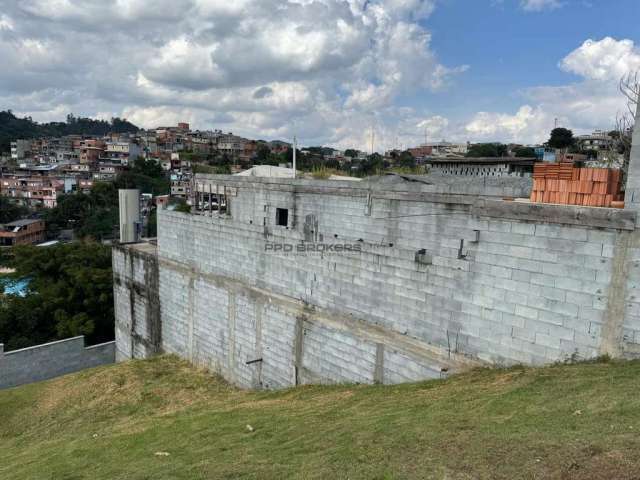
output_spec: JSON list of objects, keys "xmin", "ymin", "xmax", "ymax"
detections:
[{"xmin": 276, "ymin": 208, "xmax": 289, "ymax": 227}]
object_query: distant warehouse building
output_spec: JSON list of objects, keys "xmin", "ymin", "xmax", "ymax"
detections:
[
  {"xmin": 426, "ymin": 157, "xmax": 538, "ymax": 177},
  {"xmin": 0, "ymin": 219, "xmax": 46, "ymax": 246}
]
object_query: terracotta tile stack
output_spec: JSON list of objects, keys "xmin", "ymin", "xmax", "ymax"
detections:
[{"xmin": 531, "ymin": 163, "xmax": 623, "ymax": 208}]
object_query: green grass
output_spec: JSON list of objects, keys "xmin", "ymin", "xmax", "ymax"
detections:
[{"xmin": 1, "ymin": 356, "xmax": 640, "ymax": 479}]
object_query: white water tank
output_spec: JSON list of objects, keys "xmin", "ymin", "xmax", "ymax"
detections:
[{"xmin": 119, "ymin": 189, "xmax": 141, "ymax": 243}]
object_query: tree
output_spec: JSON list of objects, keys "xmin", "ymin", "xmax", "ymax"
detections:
[
  {"xmin": 0, "ymin": 197, "xmax": 29, "ymax": 223},
  {"xmin": 614, "ymin": 71, "xmax": 639, "ymax": 185},
  {"xmin": 115, "ymin": 158, "xmax": 170, "ymax": 196},
  {"xmin": 398, "ymin": 150, "xmax": 417, "ymax": 169},
  {"xmin": 359, "ymin": 153, "xmax": 387, "ymax": 175},
  {"xmin": 547, "ymin": 128, "xmax": 575, "ymax": 150},
  {"xmin": 344, "ymin": 149, "xmax": 359, "ymax": 158},
  {"xmin": 513, "ymin": 146, "xmax": 536, "ymax": 158},
  {"xmin": 171, "ymin": 198, "xmax": 192, "ymax": 213},
  {"xmin": 466, "ymin": 143, "xmax": 508, "ymax": 158},
  {"xmin": 0, "ymin": 242, "xmax": 114, "ymax": 350},
  {"xmin": 255, "ymin": 143, "xmax": 272, "ymax": 164},
  {"xmin": 44, "ymin": 182, "xmax": 119, "ymax": 240},
  {"xmin": 620, "ymin": 71, "xmax": 639, "ymax": 117}
]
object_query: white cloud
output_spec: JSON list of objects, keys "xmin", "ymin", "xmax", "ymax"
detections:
[
  {"xmin": 0, "ymin": 14, "xmax": 14, "ymax": 30},
  {"xmin": 417, "ymin": 116, "xmax": 449, "ymax": 138},
  {"xmin": 520, "ymin": 0, "xmax": 563, "ymax": 12},
  {"xmin": 560, "ymin": 37, "xmax": 640, "ymax": 82},
  {"xmin": 464, "ymin": 105, "xmax": 553, "ymax": 142},
  {"xmin": 0, "ymin": 0, "xmax": 466, "ymax": 150}
]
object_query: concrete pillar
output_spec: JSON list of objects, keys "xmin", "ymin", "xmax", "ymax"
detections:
[{"xmin": 624, "ymin": 100, "xmax": 640, "ymax": 210}]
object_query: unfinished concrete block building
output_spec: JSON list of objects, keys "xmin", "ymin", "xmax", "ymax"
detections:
[{"xmin": 113, "ymin": 104, "xmax": 640, "ymax": 389}]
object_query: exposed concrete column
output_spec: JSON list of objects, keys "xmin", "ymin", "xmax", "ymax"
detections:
[
  {"xmin": 600, "ymin": 230, "xmax": 632, "ymax": 357},
  {"xmin": 374, "ymin": 343, "xmax": 384, "ymax": 384},
  {"xmin": 228, "ymin": 292, "xmax": 237, "ymax": 371},
  {"xmin": 187, "ymin": 276, "xmax": 195, "ymax": 362},
  {"xmin": 624, "ymin": 101, "xmax": 640, "ymax": 210}
]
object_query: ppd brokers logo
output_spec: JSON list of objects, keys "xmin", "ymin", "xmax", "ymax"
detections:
[{"xmin": 265, "ymin": 242, "xmax": 362, "ymax": 255}]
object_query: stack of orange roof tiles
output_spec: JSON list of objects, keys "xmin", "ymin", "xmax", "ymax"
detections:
[{"xmin": 530, "ymin": 162, "xmax": 623, "ymax": 208}]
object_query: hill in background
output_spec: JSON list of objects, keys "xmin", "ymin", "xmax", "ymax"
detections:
[
  {"xmin": 1, "ymin": 356, "xmax": 639, "ymax": 479},
  {"xmin": 0, "ymin": 111, "xmax": 139, "ymax": 153}
]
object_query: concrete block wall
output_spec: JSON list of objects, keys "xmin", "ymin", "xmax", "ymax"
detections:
[
  {"xmin": 113, "ymin": 174, "xmax": 640, "ymax": 389},
  {"xmin": 0, "ymin": 336, "xmax": 115, "ymax": 389},
  {"xmin": 112, "ymin": 244, "xmax": 161, "ymax": 361}
]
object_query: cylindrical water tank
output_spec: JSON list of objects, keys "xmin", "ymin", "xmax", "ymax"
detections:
[{"xmin": 119, "ymin": 189, "xmax": 141, "ymax": 243}]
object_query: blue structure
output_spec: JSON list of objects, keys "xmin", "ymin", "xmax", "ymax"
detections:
[
  {"xmin": 534, "ymin": 147, "xmax": 557, "ymax": 162},
  {"xmin": 1, "ymin": 277, "xmax": 30, "ymax": 297}
]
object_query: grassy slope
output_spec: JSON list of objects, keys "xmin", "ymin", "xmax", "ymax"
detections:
[{"xmin": 1, "ymin": 357, "xmax": 639, "ymax": 480}]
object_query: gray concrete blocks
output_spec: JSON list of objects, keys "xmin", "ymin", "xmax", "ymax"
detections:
[{"xmin": 0, "ymin": 336, "xmax": 115, "ymax": 390}]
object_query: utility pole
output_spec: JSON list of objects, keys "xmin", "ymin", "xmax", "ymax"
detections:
[
  {"xmin": 292, "ymin": 135, "xmax": 297, "ymax": 179},
  {"xmin": 370, "ymin": 127, "xmax": 375, "ymax": 155}
]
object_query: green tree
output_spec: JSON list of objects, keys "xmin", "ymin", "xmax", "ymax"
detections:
[
  {"xmin": 44, "ymin": 182, "xmax": 121, "ymax": 240},
  {"xmin": 513, "ymin": 146, "xmax": 536, "ymax": 157},
  {"xmin": 359, "ymin": 153, "xmax": 387, "ymax": 175},
  {"xmin": 255, "ymin": 143, "xmax": 272, "ymax": 164},
  {"xmin": 398, "ymin": 151, "xmax": 417, "ymax": 169},
  {"xmin": 171, "ymin": 198, "xmax": 192, "ymax": 213},
  {"xmin": 0, "ymin": 242, "xmax": 114, "ymax": 350},
  {"xmin": 547, "ymin": 128, "xmax": 575, "ymax": 150},
  {"xmin": 0, "ymin": 197, "xmax": 29, "ymax": 223},
  {"xmin": 115, "ymin": 158, "xmax": 170, "ymax": 196},
  {"xmin": 466, "ymin": 143, "xmax": 509, "ymax": 158},
  {"xmin": 344, "ymin": 149, "xmax": 359, "ymax": 158}
]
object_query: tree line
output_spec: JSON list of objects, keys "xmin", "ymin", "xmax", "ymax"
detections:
[{"xmin": 0, "ymin": 110, "xmax": 139, "ymax": 153}]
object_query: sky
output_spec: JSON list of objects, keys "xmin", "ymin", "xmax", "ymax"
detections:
[{"xmin": 0, "ymin": 0, "xmax": 639, "ymax": 151}]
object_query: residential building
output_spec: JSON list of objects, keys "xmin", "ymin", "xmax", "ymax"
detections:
[
  {"xmin": 0, "ymin": 219, "xmax": 46, "ymax": 246},
  {"xmin": 241, "ymin": 140, "xmax": 259, "ymax": 161},
  {"xmin": 95, "ymin": 163, "xmax": 126, "ymax": 180},
  {"xmin": 68, "ymin": 164, "xmax": 92, "ymax": 174},
  {"xmin": 78, "ymin": 139, "xmax": 105, "ymax": 165},
  {"xmin": 576, "ymin": 130, "xmax": 614, "ymax": 154},
  {"xmin": 217, "ymin": 134, "xmax": 247, "ymax": 157},
  {"xmin": 171, "ymin": 173, "xmax": 191, "ymax": 198},
  {"xmin": 10, "ymin": 140, "xmax": 31, "ymax": 161},
  {"xmin": 407, "ymin": 145, "xmax": 433, "ymax": 160},
  {"xmin": 101, "ymin": 141, "xmax": 141, "ymax": 165},
  {"xmin": 78, "ymin": 179, "xmax": 94, "ymax": 193},
  {"xmin": 535, "ymin": 147, "xmax": 558, "ymax": 163},
  {"xmin": 0, "ymin": 176, "xmax": 64, "ymax": 208},
  {"xmin": 268, "ymin": 140, "xmax": 291, "ymax": 155},
  {"xmin": 410, "ymin": 141, "xmax": 468, "ymax": 160}
]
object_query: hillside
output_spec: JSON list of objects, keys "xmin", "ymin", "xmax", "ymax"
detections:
[
  {"xmin": 0, "ymin": 111, "xmax": 139, "ymax": 153},
  {"xmin": 1, "ymin": 356, "xmax": 639, "ymax": 479}
]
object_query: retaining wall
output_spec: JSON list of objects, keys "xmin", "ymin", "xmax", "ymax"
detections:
[{"xmin": 0, "ymin": 336, "xmax": 115, "ymax": 389}]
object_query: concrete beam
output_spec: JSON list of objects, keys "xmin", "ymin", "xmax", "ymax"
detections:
[{"xmin": 474, "ymin": 199, "xmax": 636, "ymax": 231}]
